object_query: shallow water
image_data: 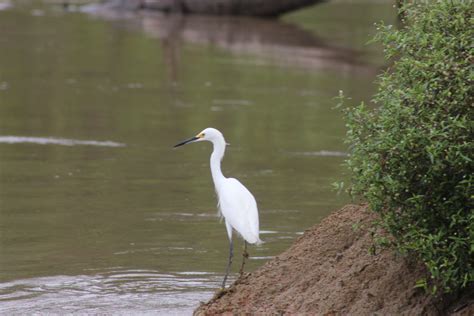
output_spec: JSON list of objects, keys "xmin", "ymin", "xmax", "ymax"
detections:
[
  {"xmin": 0, "ymin": 269, "xmax": 222, "ymax": 314},
  {"xmin": 0, "ymin": 1, "xmax": 396, "ymax": 313}
]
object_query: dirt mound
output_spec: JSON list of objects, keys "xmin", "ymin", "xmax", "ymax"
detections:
[{"xmin": 195, "ymin": 204, "xmax": 473, "ymax": 315}]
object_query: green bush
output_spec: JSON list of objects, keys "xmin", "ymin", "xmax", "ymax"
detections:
[{"xmin": 343, "ymin": 2, "xmax": 473, "ymax": 294}]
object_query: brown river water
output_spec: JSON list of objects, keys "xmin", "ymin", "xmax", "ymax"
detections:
[{"xmin": 0, "ymin": 1, "xmax": 396, "ymax": 313}]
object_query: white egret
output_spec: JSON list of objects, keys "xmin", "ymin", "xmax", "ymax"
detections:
[{"xmin": 174, "ymin": 127, "xmax": 262, "ymax": 289}]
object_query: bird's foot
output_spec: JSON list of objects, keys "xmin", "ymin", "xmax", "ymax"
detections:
[
  {"xmin": 239, "ymin": 265, "xmax": 250, "ymax": 278},
  {"xmin": 212, "ymin": 287, "xmax": 229, "ymax": 300}
]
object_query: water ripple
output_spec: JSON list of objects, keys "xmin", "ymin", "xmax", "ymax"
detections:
[
  {"xmin": 0, "ymin": 270, "xmax": 220, "ymax": 314},
  {"xmin": 0, "ymin": 136, "xmax": 126, "ymax": 147},
  {"xmin": 290, "ymin": 150, "xmax": 349, "ymax": 157}
]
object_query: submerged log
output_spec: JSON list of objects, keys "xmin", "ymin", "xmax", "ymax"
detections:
[{"xmin": 99, "ymin": 0, "xmax": 327, "ymax": 17}]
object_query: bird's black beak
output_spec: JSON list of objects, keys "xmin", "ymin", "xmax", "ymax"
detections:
[{"xmin": 173, "ymin": 136, "xmax": 199, "ymax": 148}]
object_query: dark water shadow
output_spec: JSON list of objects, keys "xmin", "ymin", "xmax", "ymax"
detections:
[{"xmin": 80, "ymin": 5, "xmax": 378, "ymax": 76}]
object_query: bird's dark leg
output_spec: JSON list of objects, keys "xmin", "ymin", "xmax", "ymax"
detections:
[
  {"xmin": 221, "ymin": 239, "xmax": 233, "ymax": 289},
  {"xmin": 239, "ymin": 241, "xmax": 249, "ymax": 276}
]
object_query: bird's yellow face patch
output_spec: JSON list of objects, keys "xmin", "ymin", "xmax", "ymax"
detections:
[{"xmin": 196, "ymin": 132, "xmax": 205, "ymax": 139}]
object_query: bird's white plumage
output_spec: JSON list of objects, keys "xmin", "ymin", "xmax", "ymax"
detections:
[
  {"xmin": 174, "ymin": 127, "xmax": 261, "ymax": 245},
  {"xmin": 216, "ymin": 177, "xmax": 261, "ymax": 244}
]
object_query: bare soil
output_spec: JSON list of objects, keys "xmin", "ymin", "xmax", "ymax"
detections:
[{"xmin": 195, "ymin": 204, "xmax": 473, "ymax": 315}]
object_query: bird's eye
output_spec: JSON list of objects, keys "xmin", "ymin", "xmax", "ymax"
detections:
[{"xmin": 201, "ymin": 133, "xmax": 205, "ymax": 137}]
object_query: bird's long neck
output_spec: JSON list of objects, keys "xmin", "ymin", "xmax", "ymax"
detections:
[{"xmin": 210, "ymin": 137, "xmax": 226, "ymax": 186}]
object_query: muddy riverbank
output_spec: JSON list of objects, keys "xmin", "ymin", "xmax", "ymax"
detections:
[{"xmin": 195, "ymin": 204, "xmax": 473, "ymax": 315}]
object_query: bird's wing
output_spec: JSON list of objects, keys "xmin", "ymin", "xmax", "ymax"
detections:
[{"xmin": 217, "ymin": 178, "xmax": 260, "ymax": 244}]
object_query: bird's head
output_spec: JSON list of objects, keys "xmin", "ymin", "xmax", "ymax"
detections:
[{"xmin": 174, "ymin": 127, "xmax": 225, "ymax": 148}]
